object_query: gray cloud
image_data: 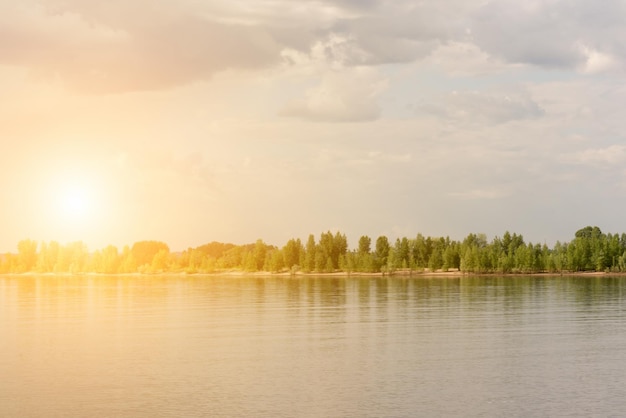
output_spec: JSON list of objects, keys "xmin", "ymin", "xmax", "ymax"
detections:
[
  {"xmin": 471, "ymin": 0, "xmax": 626, "ymax": 71},
  {"xmin": 0, "ymin": 0, "xmax": 484, "ymax": 95},
  {"xmin": 471, "ymin": 2, "xmax": 582, "ymax": 68},
  {"xmin": 5, "ymin": 0, "xmax": 626, "ymax": 97},
  {"xmin": 327, "ymin": 0, "xmax": 474, "ymax": 64}
]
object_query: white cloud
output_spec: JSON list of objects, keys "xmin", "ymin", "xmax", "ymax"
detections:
[
  {"xmin": 343, "ymin": 151, "xmax": 412, "ymax": 166},
  {"xmin": 564, "ymin": 145, "xmax": 626, "ymax": 166},
  {"xmin": 578, "ymin": 44, "xmax": 622, "ymax": 74},
  {"xmin": 416, "ymin": 89, "xmax": 544, "ymax": 125},
  {"xmin": 280, "ymin": 33, "xmax": 372, "ymax": 74},
  {"xmin": 422, "ymin": 41, "xmax": 520, "ymax": 76},
  {"xmin": 448, "ymin": 188, "xmax": 511, "ymax": 200},
  {"xmin": 280, "ymin": 67, "xmax": 388, "ymax": 122}
]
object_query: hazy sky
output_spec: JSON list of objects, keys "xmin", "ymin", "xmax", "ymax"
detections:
[{"xmin": 3, "ymin": 0, "xmax": 626, "ymax": 252}]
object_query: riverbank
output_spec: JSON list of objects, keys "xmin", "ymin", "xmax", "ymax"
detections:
[{"xmin": 0, "ymin": 269, "xmax": 619, "ymax": 278}]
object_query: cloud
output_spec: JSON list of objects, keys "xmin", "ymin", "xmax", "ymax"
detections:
[
  {"xmin": 339, "ymin": 150, "xmax": 413, "ymax": 167},
  {"xmin": 422, "ymin": 41, "xmax": 520, "ymax": 76},
  {"xmin": 0, "ymin": 0, "xmax": 487, "ymax": 95},
  {"xmin": 0, "ymin": 3, "xmax": 126, "ymax": 65},
  {"xmin": 327, "ymin": 0, "xmax": 475, "ymax": 65},
  {"xmin": 470, "ymin": 0, "xmax": 626, "ymax": 71},
  {"xmin": 5, "ymin": 0, "xmax": 626, "ymax": 97},
  {"xmin": 280, "ymin": 33, "xmax": 372, "ymax": 72},
  {"xmin": 470, "ymin": 1, "xmax": 582, "ymax": 68},
  {"xmin": 0, "ymin": 1, "xmax": 280, "ymax": 93},
  {"xmin": 564, "ymin": 145, "xmax": 626, "ymax": 166},
  {"xmin": 578, "ymin": 44, "xmax": 622, "ymax": 74},
  {"xmin": 416, "ymin": 89, "xmax": 544, "ymax": 125},
  {"xmin": 448, "ymin": 188, "xmax": 511, "ymax": 200},
  {"xmin": 280, "ymin": 66, "xmax": 388, "ymax": 122}
]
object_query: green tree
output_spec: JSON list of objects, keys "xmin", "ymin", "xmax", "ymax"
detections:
[
  {"xmin": 150, "ymin": 249, "xmax": 169, "ymax": 273},
  {"xmin": 428, "ymin": 246, "xmax": 443, "ymax": 271},
  {"xmin": 392, "ymin": 237, "xmax": 410, "ymax": 269},
  {"xmin": 253, "ymin": 239, "xmax": 269, "ymax": 271},
  {"xmin": 195, "ymin": 241, "xmax": 236, "ymax": 259},
  {"xmin": 131, "ymin": 241, "xmax": 169, "ymax": 269},
  {"xmin": 267, "ymin": 248, "xmax": 284, "ymax": 272},
  {"xmin": 186, "ymin": 248, "xmax": 204, "ymax": 273},
  {"xmin": 318, "ymin": 231, "xmax": 347, "ymax": 270},
  {"xmin": 411, "ymin": 234, "xmax": 428, "ymax": 268},
  {"xmin": 303, "ymin": 234, "xmax": 316, "ymax": 272},
  {"xmin": 282, "ymin": 238, "xmax": 303, "ymax": 270},
  {"xmin": 443, "ymin": 242, "xmax": 460, "ymax": 271},
  {"xmin": 220, "ymin": 245, "xmax": 248, "ymax": 270},
  {"xmin": 358, "ymin": 236, "xmax": 371, "ymax": 254},
  {"xmin": 17, "ymin": 239, "xmax": 38, "ymax": 273},
  {"xmin": 375, "ymin": 235, "xmax": 390, "ymax": 270},
  {"xmin": 460, "ymin": 246, "xmax": 478, "ymax": 273},
  {"xmin": 324, "ymin": 257, "xmax": 334, "ymax": 273},
  {"xmin": 101, "ymin": 245, "xmax": 120, "ymax": 274},
  {"xmin": 242, "ymin": 250, "xmax": 257, "ymax": 271},
  {"xmin": 120, "ymin": 245, "xmax": 137, "ymax": 273},
  {"xmin": 35, "ymin": 241, "xmax": 60, "ymax": 273},
  {"xmin": 314, "ymin": 247, "xmax": 326, "ymax": 272},
  {"xmin": 332, "ymin": 231, "xmax": 348, "ymax": 269},
  {"xmin": 0, "ymin": 253, "xmax": 17, "ymax": 274},
  {"xmin": 319, "ymin": 232, "xmax": 333, "ymax": 264}
]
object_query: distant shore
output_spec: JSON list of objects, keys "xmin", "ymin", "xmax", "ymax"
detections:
[{"xmin": 0, "ymin": 269, "xmax": 620, "ymax": 278}]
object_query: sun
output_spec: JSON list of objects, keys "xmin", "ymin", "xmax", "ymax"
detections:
[
  {"xmin": 56, "ymin": 185, "xmax": 93, "ymax": 222},
  {"xmin": 38, "ymin": 165, "xmax": 112, "ymax": 244},
  {"xmin": 62, "ymin": 189, "xmax": 89, "ymax": 217}
]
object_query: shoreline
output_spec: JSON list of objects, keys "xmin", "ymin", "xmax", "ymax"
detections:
[{"xmin": 0, "ymin": 270, "xmax": 620, "ymax": 278}]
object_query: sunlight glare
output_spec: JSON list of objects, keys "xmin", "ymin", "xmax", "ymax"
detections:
[{"xmin": 57, "ymin": 186, "xmax": 92, "ymax": 222}]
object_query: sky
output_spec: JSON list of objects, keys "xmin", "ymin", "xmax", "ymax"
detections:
[{"xmin": 2, "ymin": 0, "xmax": 626, "ymax": 252}]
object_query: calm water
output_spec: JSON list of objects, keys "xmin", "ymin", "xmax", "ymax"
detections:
[{"xmin": 2, "ymin": 275, "xmax": 626, "ymax": 417}]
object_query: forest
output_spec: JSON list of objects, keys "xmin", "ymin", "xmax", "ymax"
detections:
[{"xmin": 2, "ymin": 226, "xmax": 626, "ymax": 275}]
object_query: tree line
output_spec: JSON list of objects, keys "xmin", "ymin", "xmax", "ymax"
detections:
[{"xmin": 2, "ymin": 226, "xmax": 626, "ymax": 275}]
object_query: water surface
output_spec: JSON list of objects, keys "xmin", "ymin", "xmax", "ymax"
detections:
[{"xmin": 2, "ymin": 275, "xmax": 626, "ymax": 417}]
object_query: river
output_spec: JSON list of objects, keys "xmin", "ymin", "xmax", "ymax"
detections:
[{"xmin": 1, "ymin": 274, "xmax": 626, "ymax": 417}]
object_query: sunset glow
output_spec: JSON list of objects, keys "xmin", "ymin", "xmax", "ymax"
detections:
[{"xmin": 2, "ymin": 1, "xmax": 626, "ymax": 252}]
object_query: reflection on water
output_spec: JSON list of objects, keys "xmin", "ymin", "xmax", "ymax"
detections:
[{"xmin": 2, "ymin": 275, "xmax": 626, "ymax": 417}]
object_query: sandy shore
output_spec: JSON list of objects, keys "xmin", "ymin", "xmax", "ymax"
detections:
[{"xmin": 1, "ymin": 270, "xmax": 620, "ymax": 278}]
